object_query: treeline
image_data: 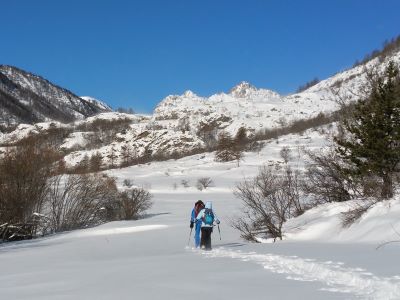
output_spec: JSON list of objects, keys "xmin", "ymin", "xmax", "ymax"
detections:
[
  {"xmin": 296, "ymin": 78, "xmax": 320, "ymax": 93},
  {"xmin": 353, "ymin": 35, "xmax": 400, "ymax": 67},
  {"xmin": 295, "ymin": 35, "xmax": 400, "ymax": 95}
]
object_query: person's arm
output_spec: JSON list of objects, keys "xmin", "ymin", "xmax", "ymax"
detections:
[
  {"xmin": 196, "ymin": 209, "xmax": 205, "ymax": 221},
  {"xmin": 190, "ymin": 209, "xmax": 196, "ymax": 222},
  {"xmin": 190, "ymin": 209, "xmax": 195, "ymax": 228}
]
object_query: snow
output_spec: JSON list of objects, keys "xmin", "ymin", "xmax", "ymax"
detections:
[
  {"xmin": 80, "ymin": 96, "xmax": 112, "ymax": 111},
  {"xmin": 1, "ymin": 50, "xmax": 400, "ymax": 299},
  {"xmin": 1, "ymin": 127, "xmax": 400, "ymax": 300}
]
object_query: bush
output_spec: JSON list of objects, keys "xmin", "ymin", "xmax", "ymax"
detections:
[
  {"xmin": 196, "ymin": 177, "xmax": 213, "ymax": 190},
  {"xmin": 341, "ymin": 199, "xmax": 377, "ymax": 227},
  {"xmin": 280, "ymin": 146, "xmax": 292, "ymax": 163},
  {"xmin": 303, "ymin": 149, "xmax": 354, "ymax": 204},
  {"xmin": 233, "ymin": 165, "xmax": 304, "ymax": 241},
  {"xmin": 118, "ymin": 187, "xmax": 153, "ymax": 220},
  {"xmin": 123, "ymin": 179, "xmax": 134, "ymax": 187},
  {"xmin": 181, "ymin": 179, "xmax": 190, "ymax": 188},
  {"xmin": 0, "ymin": 139, "xmax": 60, "ymax": 226},
  {"xmin": 46, "ymin": 173, "xmax": 120, "ymax": 232}
]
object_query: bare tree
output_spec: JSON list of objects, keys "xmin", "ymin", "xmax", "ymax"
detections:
[
  {"xmin": 119, "ymin": 187, "xmax": 153, "ymax": 220},
  {"xmin": 0, "ymin": 139, "xmax": 59, "ymax": 225},
  {"xmin": 303, "ymin": 149, "xmax": 364, "ymax": 205},
  {"xmin": 280, "ymin": 146, "xmax": 292, "ymax": 163},
  {"xmin": 181, "ymin": 179, "xmax": 190, "ymax": 188},
  {"xmin": 196, "ymin": 177, "xmax": 214, "ymax": 191},
  {"xmin": 46, "ymin": 173, "xmax": 120, "ymax": 232},
  {"xmin": 233, "ymin": 165, "xmax": 304, "ymax": 241}
]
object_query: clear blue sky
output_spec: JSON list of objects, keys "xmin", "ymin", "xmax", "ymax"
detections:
[{"xmin": 2, "ymin": 0, "xmax": 400, "ymax": 113}]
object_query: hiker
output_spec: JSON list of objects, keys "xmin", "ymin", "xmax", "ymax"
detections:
[
  {"xmin": 196, "ymin": 201, "xmax": 220, "ymax": 250},
  {"xmin": 190, "ymin": 200, "xmax": 205, "ymax": 248}
]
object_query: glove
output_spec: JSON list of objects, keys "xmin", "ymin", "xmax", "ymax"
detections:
[
  {"xmin": 190, "ymin": 221, "xmax": 194, "ymax": 229},
  {"xmin": 216, "ymin": 220, "xmax": 220, "ymax": 225}
]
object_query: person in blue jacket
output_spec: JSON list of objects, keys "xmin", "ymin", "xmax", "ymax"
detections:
[
  {"xmin": 190, "ymin": 200, "xmax": 205, "ymax": 248},
  {"xmin": 196, "ymin": 201, "xmax": 220, "ymax": 250}
]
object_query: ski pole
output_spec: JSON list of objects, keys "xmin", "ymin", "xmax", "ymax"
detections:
[
  {"xmin": 217, "ymin": 224, "xmax": 221, "ymax": 240},
  {"xmin": 187, "ymin": 227, "xmax": 193, "ymax": 246}
]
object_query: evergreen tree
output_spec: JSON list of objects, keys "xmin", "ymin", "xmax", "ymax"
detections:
[
  {"xmin": 234, "ymin": 127, "xmax": 248, "ymax": 150},
  {"xmin": 215, "ymin": 131, "xmax": 242, "ymax": 162},
  {"xmin": 335, "ymin": 62, "xmax": 400, "ymax": 199}
]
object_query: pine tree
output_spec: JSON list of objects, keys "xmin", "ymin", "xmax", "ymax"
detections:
[
  {"xmin": 335, "ymin": 61, "xmax": 400, "ymax": 199},
  {"xmin": 215, "ymin": 131, "xmax": 242, "ymax": 162},
  {"xmin": 234, "ymin": 127, "xmax": 248, "ymax": 150}
]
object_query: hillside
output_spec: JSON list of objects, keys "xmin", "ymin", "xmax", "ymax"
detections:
[
  {"xmin": 0, "ymin": 65, "xmax": 111, "ymax": 126},
  {"xmin": 1, "ymin": 49, "xmax": 400, "ymax": 171},
  {"xmin": 1, "ymin": 126, "xmax": 399, "ymax": 299}
]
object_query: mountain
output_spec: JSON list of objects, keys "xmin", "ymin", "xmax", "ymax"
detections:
[
  {"xmin": 0, "ymin": 65, "xmax": 111, "ymax": 126},
  {"xmin": 1, "ymin": 49, "xmax": 400, "ymax": 170}
]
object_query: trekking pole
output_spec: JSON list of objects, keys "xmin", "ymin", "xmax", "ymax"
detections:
[
  {"xmin": 187, "ymin": 227, "xmax": 193, "ymax": 246},
  {"xmin": 217, "ymin": 224, "xmax": 221, "ymax": 240}
]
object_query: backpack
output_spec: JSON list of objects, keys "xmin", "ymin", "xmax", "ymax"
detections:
[{"xmin": 203, "ymin": 208, "xmax": 214, "ymax": 226}]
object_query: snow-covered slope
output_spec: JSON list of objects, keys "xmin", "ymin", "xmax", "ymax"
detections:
[
  {"xmin": 1, "ymin": 50, "xmax": 400, "ymax": 170},
  {"xmin": 0, "ymin": 65, "xmax": 111, "ymax": 125},
  {"xmin": 1, "ymin": 127, "xmax": 399, "ymax": 300},
  {"xmin": 80, "ymin": 96, "xmax": 112, "ymax": 111}
]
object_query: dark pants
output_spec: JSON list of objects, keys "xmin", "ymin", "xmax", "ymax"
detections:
[{"xmin": 200, "ymin": 227, "xmax": 213, "ymax": 250}]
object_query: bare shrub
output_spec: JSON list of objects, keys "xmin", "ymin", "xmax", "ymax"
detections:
[
  {"xmin": 46, "ymin": 173, "xmax": 120, "ymax": 232},
  {"xmin": 181, "ymin": 179, "xmax": 190, "ymax": 188},
  {"xmin": 123, "ymin": 179, "xmax": 134, "ymax": 188},
  {"xmin": 341, "ymin": 199, "xmax": 377, "ymax": 227},
  {"xmin": 118, "ymin": 187, "xmax": 153, "ymax": 220},
  {"xmin": 76, "ymin": 118, "xmax": 132, "ymax": 148},
  {"xmin": 233, "ymin": 165, "xmax": 304, "ymax": 241},
  {"xmin": 280, "ymin": 146, "xmax": 292, "ymax": 163},
  {"xmin": 196, "ymin": 177, "xmax": 213, "ymax": 191},
  {"xmin": 254, "ymin": 112, "xmax": 335, "ymax": 142},
  {"xmin": 303, "ymin": 149, "xmax": 356, "ymax": 204},
  {"xmin": 0, "ymin": 140, "xmax": 60, "ymax": 225}
]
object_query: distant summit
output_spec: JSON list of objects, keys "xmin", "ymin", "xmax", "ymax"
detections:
[
  {"xmin": 229, "ymin": 81, "xmax": 257, "ymax": 98},
  {"xmin": 0, "ymin": 65, "xmax": 111, "ymax": 127}
]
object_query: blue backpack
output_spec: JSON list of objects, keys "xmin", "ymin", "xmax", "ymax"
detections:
[{"xmin": 203, "ymin": 208, "xmax": 214, "ymax": 226}]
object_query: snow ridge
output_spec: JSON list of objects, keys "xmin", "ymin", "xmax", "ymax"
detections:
[{"xmin": 204, "ymin": 248, "xmax": 400, "ymax": 300}]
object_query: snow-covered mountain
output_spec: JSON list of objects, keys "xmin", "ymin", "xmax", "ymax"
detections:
[
  {"xmin": 1, "ymin": 49, "xmax": 400, "ymax": 170},
  {"xmin": 0, "ymin": 65, "xmax": 111, "ymax": 126}
]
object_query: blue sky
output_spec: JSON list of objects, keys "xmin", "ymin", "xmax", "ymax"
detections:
[{"xmin": 2, "ymin": 0, "xmax": 400, "ymax": 113}]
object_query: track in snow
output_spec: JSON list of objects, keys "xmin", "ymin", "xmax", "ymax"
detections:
[{"xmin": 201, "ymin": 248, "xmax": 400, "ymax": 300}]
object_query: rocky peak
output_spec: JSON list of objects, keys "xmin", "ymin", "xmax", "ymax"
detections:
[
  {"xmin": 182, "ymin": 90, "xmax": 197, "ymax": 98},
  {"xmin": 229, "ymin": 81, "xmax": 257, "ymax": 98}
]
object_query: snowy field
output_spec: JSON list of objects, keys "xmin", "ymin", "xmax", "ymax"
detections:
[{"xmin": 1, "ymin": 129, "xmax": 400, "ymax": 299}]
